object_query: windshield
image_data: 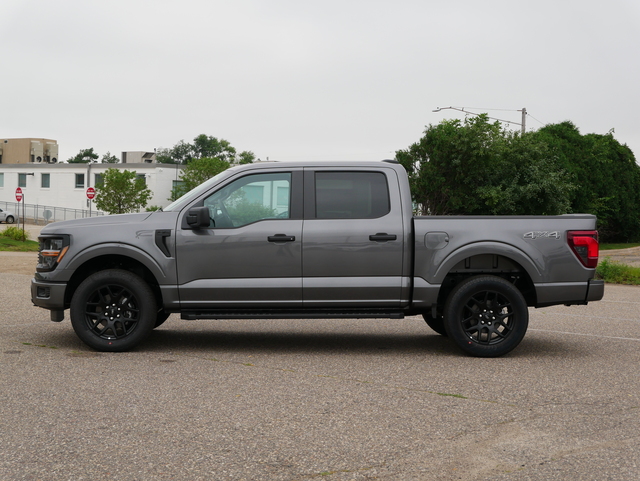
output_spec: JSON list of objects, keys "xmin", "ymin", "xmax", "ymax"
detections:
[{"xmin": 163, "ymin": 169, "xmax": 234, "ymax": 212}]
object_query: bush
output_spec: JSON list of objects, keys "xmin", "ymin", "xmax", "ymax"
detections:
[
  {"xmin": 596, "ymin": 258, "xmax": 640, "ymax": 285},
  {"xmin": 1, "ymin": 226, "xmax": 30, "ymax": 242}
]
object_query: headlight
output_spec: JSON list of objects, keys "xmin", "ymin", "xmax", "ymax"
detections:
[{"xmin": 37, "ymin": 235, "xmax": 70, "ymax": 272}]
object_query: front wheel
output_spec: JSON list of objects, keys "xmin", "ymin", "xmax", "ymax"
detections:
[
  {"xmin": 444, "ymin": 276, "xmax": 528, "ymax": 357},
  {"xmin": 70, "ymin": 269, "xmax": 157, "ymax": 352},
  {"xmin": 5, "ymin": 215, "xmax": 14, "ymax": 224}
]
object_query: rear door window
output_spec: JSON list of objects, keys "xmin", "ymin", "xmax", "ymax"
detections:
[{"xmin": 314, "ymin": 172, "xmax": 390, "ymax": 219}]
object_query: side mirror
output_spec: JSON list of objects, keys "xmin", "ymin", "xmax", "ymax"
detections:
[{"xmin": 186, "ymin": 206, "xmax": 210, "ymax": 228}]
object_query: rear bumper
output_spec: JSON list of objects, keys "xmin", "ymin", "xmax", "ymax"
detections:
[
  {"xmin": 31, "ymin": 278, "xmax": 67, "ymax": 311},
  {"xmin": 586, "ymin": 279, "xmax": 605, "ymax": 302},
  {"xmin": 535, "ymin": 278, "xmax": 604, "ymax": 307}
]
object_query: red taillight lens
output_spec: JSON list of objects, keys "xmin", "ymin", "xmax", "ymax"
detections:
[{"xmin": 567, "ymin": 230, "xmax": 599, "ymax": 268}]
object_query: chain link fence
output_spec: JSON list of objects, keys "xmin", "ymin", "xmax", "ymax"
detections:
[{"xmin": 0, "ymin": 201, "xmax": 106, "ymax": 225}]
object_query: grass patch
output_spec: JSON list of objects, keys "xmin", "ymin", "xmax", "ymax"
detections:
[
  {"xmin": 600, "ymin": 242, "xmax": 640, "ymax": 250},
  {"xmin": 0, "ymin": 236, "xmax": 39, "ymax": 252},
  {"xmin": 596, "ymin": 258, "xmax": 640, "ymax": 285}
]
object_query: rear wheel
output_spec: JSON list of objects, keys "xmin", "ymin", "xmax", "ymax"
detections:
[
  {"xmin": 444, "ymin": 275, "xmax": 528, "ymax": 357},
  {"xmin": 70, "ymin": 269, "xmax": 157, "ymax": 352},
  {"xmin": 5, "ymin": 215, "xmax": 14, "ymax": 224}
]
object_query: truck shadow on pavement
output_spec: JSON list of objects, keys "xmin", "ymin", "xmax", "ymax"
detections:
[
  {"xmin": 139, "ymin": 325, "xmax": 579, "ymax": 358},
  {"xmin": 145, "ymin": 328, "xmax": 455, "ymax": 355},
  {"xmin": 35, "ymin": 322, "xmax": 582, "ymax": 359}
]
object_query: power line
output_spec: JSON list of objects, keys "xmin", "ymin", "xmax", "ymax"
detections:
[
  {"xmin": 433, "ymin": 106, "xmax": 532, "ymax": 134},
  {"xmin": 526, "ymin": 113, "xmax": 546, "ymax": 126}
]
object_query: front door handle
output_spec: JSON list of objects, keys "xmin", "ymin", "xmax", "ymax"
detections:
[
  {"xmin": 369, "ymin": 233, "xmax": 397, "ymax": 242},
  {"xmin": 268, "ymin": 234, "xmax": 296, "ymax": 242}
]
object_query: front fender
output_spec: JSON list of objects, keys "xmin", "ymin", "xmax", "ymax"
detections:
[{"xmin": 63, "ymin": 243, "xmax": 173, "ymax": 284}]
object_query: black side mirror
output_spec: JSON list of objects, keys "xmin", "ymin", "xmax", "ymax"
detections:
[{"xmin": 186, "ymin": 206, "xmax": 210, "ymax": 228}]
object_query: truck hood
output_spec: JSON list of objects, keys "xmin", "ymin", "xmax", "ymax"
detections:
[{"xmin": 40, "ymin": 213, "xmax": 153, "ymax": 235}]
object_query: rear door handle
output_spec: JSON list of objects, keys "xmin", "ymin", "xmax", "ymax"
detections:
[
  {"xmin": 369, "ymin": 233, "xmax": 397, "ymax": 242},
  {"xmin": 268, "ymin": 234, "xmax": 296, "ymax": 242}
]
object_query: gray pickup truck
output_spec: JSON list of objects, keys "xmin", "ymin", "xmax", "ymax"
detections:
[{"xmin": 31, "ymin": 161, "xmax": 604, "ymax": 356}]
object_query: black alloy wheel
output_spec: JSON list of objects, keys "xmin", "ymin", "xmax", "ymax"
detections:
[
  {"xmin": 444, "ymin": 275, "xmax": 528, "ymax": 357},
  {"xmin": 70, "ymin": 270, "xmax": 157, "ymax": 352}
]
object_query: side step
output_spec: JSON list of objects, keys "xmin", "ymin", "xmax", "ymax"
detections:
[{"xmin": 180, "ymin": 309, "xmax": 405, "ymax": 321}]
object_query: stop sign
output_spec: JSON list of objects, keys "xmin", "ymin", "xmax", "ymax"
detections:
[
  {"xmin": 15, "ymin": 187, "xmax": 23, "ymax": 202},
  {"xmin": 86, "ymin": 187, "xmax": 96, "ymax": 200}
]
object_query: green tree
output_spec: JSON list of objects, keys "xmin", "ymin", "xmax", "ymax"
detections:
[
  {"xmin": 238, "ymin": 150, "xmax": 256, "ymax": 164},
  {"xmin": 534, "ymin": 122, "xmax": 640, "ymax": 241},
  {"xmin": 193, "ymin": 135, "xmax": 236, "ymax": 162},
  {"xmin": 67, "ymin": 148, "xmax": 99, "ymax": 164},
  {"xmin": 170, "ymin": 157, "xmax": 231, "ymax": 200},
  {"xmin": 157, "ymin": 135, "xmax": 255, "ymax": 165},
  {"xmin": 94, "ymin": 168, "xmax": 152, "ymax": 215},
  {"xmin": 101, "ymin": 151, "xmax": 119, "ymax": 163},
  {"xmin": 396, "ymin": 115, "xmax": 574, "ymax": 216}
]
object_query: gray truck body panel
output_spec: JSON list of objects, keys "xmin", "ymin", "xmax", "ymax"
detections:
[{"xmin": 31, "ymin": 161, "xmax": 604, "ymax": 318}]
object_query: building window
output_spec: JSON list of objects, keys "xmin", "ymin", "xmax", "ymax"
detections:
[
  {"xmin": 0, "ymin": 173, "xmax": 3, "ymax": 187},
  {"xmin": 95, "ymin": 173, "xmax": 103, "ymax": 186},
  {"xmin": 137, "ymin": 173, "xmax": 146, "ymax": 185},
  {"xmin": 18, "ymin": 173, "xmax": 27, "ymax": 188},
  {"xmin": 75, "ymin": 173, "xmax": 85, "ymax": 189},
  {"xmin": 41, "ymin": 173, "xmax": 50, "ymax": 188}
]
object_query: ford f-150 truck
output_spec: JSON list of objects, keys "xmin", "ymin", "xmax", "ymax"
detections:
[{"xmin": 31, "ymin": 161, "xmax": 604, "ymax": 356}]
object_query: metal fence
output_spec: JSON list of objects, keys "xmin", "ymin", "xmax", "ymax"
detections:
[{"xmin": 0, "ymin": 201, "xmax": 106, "ymax": 225}]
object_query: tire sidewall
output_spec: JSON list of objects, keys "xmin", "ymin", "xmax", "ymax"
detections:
[
  {"xmin": 444, "ymin": 276, "xmax": 528, "ymax": 357},
  {"xmin": 6, "ymin": 216, "xmax": 14, "ymax": 224},
  {"xmin": 70, "ymin": 269, "xmax": 157, "ymax": 352}
]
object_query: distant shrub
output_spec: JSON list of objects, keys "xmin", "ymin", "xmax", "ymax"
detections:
[
  {"xmin": 1, "ymin": 226, "xmax": 30, "ymax": 242},
  {"xmin": 596, "ymin": 258, "xmax": 640, "ymax": 285}
]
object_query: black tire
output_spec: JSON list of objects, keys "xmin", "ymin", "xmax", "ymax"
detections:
[
  {"xmin": 444, "ymin": 275, "xmax": 528, "ymax": 357},
  {"xmin": 154, "ymin": 309, "xmax": 171, "ymax": 328},
  {"xmin": 422, "ymin": 312, "xmax": 447, "ymax": 336},
  {"xmin": 5, "ymin": 216, "xmax": 14, "ymax": 224},
  {"xmin": 70, "ymin": 269, "xmax": 157, "ymax": 352}
]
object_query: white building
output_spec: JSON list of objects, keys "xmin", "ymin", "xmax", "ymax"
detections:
[{"xmin": 0, "ymin": 163, "xmax": 183, "ymax": 220}]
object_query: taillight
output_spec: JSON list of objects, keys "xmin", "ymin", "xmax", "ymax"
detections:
[{"xmin": 567, "ymin": 230, "xmax": 599, "ymax": 268}]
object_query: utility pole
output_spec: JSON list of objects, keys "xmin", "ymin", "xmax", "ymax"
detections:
[{"xmin": 520, "ymin": 108, "xmax": 527, "ymax": 135}]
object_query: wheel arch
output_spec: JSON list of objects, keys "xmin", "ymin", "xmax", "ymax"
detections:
[
  {"xmin": 64, "ymin": 253, "xmax": 165, "ymax": 310},
  {"xmin": 432, "ymin": 249, "xmax": 539, "ymax": 313},
  {"xmin": 432, "ymin": 242, "xmax": 542, "ymax": 283}
]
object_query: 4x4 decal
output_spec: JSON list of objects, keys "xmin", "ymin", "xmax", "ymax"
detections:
[{"xmin": 524, "ymin": 231, "xmax": 560, "ymax": 239}]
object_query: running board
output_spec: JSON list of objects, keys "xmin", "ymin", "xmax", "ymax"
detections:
[{"xmin": 180, "ymin": 309, "xmax": 405, "ymax": 321}]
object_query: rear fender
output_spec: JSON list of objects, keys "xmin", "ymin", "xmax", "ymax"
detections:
[{"xmin": 430, "ymin": 242, "xmax": 543, "ymax": 284}]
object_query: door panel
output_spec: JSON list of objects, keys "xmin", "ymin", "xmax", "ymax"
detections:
[
  {"xmin": 176, "ymin": 171, "xmax": 302, "ymax": 308},
  {"xmin": 302, "ymin": 169, "xmax": 405, "ymax": 307}
]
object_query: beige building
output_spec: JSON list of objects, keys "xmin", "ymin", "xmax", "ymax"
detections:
[
  {"xmin": 121, "ymin": 151, "xmax": 157, "ymax": 163},
  {"xmin": 0, "ymin": 138, "xmax": 59, "ymax": 164}
]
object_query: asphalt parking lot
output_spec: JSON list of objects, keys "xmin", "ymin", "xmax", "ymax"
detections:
[{"xmin": 1, "ymin": 267, "xmax": 639, "ymax": 480}]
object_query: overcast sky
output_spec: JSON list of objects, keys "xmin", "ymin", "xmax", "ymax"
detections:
[{"xmin": 2, "ymin": 0, "xmax": 639, "ymax": 162}]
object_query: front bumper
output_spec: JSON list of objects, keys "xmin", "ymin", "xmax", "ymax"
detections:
[{"xmin": 31, "ymin": 278, "xmax": 67, "ymax": 310}]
